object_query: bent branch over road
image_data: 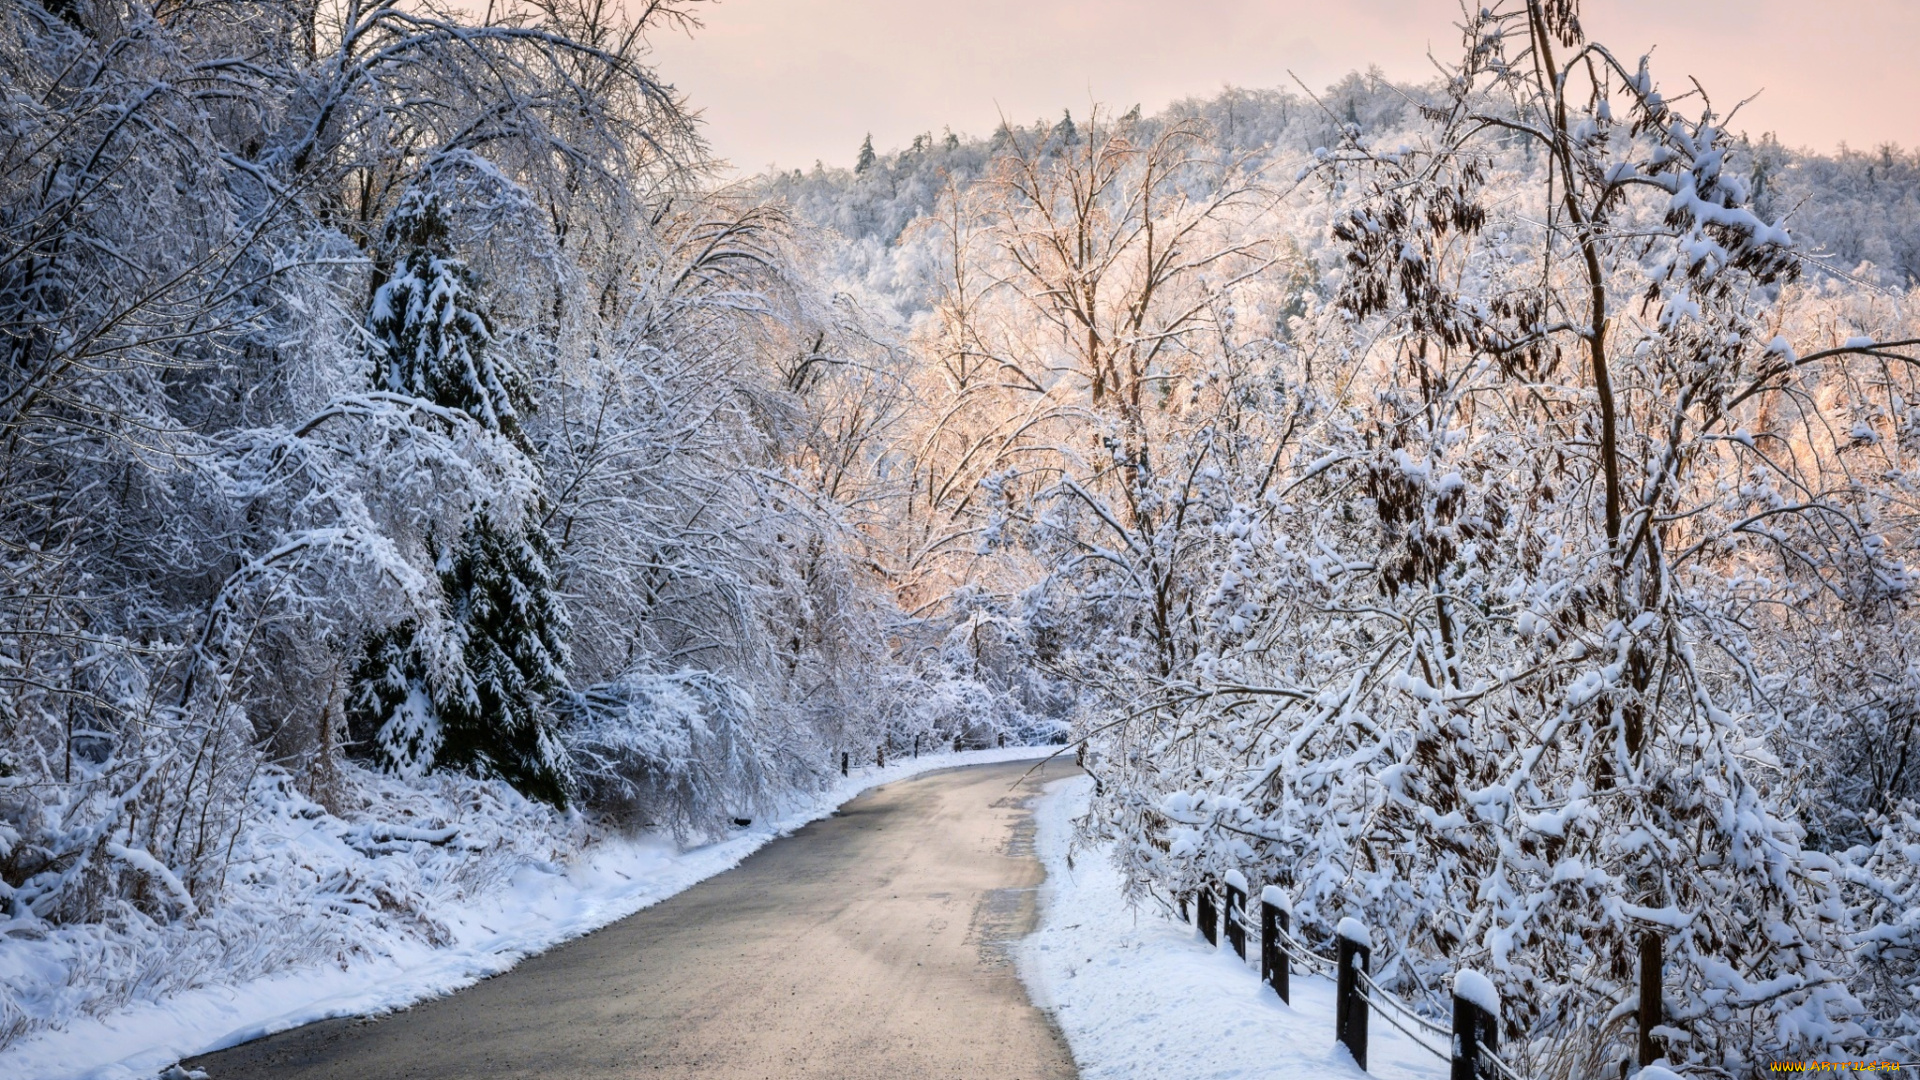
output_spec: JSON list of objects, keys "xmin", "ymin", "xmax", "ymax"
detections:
[{"xmin": 190, "ymin": 757, "xmax": 1080, "ymax": 1079}]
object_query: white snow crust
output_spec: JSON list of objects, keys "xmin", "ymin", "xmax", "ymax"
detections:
[
  {"xmin": 1453, "ymin": 968, "xmax": 1500, "ymax": 1015},
  {"xmin": 1337, "ymin": 916, "xmax": 1373, "ymax": 950}
]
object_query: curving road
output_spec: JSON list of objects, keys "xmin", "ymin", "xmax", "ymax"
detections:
[{"xmin": 188, "ymin": 757, "xmax": 1081, "ymax": 1080}]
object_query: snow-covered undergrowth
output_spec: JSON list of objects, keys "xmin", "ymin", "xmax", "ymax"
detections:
[
  {"xmin": 1020, "ymin": 775, "xmax": 1444, "ymax": 1080},
  {"xmin": 0, "ymin": 746, "xmax": 1054, "ymax": 1080}
]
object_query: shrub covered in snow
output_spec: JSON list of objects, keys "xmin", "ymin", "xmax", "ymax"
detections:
[
  {"xmin": 562, "ymin": 670, "xmax": 779, "ymax": 838},
  {"xmin": 0, "ymin": 761, "xmax": 576, "ymax": 1052}
]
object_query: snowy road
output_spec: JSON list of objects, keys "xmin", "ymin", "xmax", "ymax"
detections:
[{"xmin": 185, "ymin": 757, "xmax": 1081, "ymax": 1080}]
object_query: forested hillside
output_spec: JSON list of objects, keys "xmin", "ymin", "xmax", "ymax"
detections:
[
  {"xmin": 772, "ymin": 79, "xmax": 1920, "ymax": 320},
  {"xmin": 3, "ymin": 0, "xmax": 1918, "ymax": 1075}
]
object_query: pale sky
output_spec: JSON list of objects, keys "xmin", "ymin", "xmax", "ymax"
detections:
[{"xmin": 645, "ymin": 0, "xmax": 1920, "ymax": 175}]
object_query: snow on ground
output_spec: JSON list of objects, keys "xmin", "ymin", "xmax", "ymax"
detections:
[
  {"xmin": 0, "ymin": 745, "xmax": 1059, "ymax": 1080},
  {"xmin": 1019, "ymin": 774, "xmax": 1448, "ymax": 1080}
]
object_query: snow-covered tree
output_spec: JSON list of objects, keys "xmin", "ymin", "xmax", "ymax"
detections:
[
  {"xmin": 0, "ymin": 0, "xmax": 720, "ymax": 967},
  {"xmin": 431, "ymin": 513, "xmax": 572, "ymax": 804},
  {"xmin": 347, "ymin": 192, "xmax": 571, "ymax": 804},
  {"xmin": 369, "ymin": 196, "xmax": 530, "ymax": 446},
  {"xmin": 1063, "ymin": 3, "xmax": 1920, "ymax": 1075}
]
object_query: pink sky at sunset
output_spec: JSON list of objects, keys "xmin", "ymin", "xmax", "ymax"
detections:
[{"xmin": 645, "ymin": 0, "xmax": 1920, "ymax": 174}]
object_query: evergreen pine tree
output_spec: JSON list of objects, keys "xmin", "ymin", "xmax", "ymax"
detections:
[
  {"xmin": 347, "ymin": 620, "xmax": 439, "ymax": 778},
  {"xmin": 854, "ymin": 133, "xmax": 876, "ymax": 174},
  {"xmin": 346, "ymin": 194, "xmax": 572, "ymax": 805},
  {"xmin": 366, "ymin": 197, "xmax": 528, "ymax": 446},
  {"xmin": 1051, "ymin": 110, "xmax": 1078, "ymax": 146},
  {"xmin": 429, "ymin": 513, "xmax": 571, "ymax": 806}
]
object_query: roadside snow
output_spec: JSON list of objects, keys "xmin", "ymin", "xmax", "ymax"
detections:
[
  {"xmin": 1018, "ymin": 775, "xmax": 1448, "ymax": 1080},
  {"xmin": 0, "ymin": 746, "xmax": 1060, "ymax": 1080}
]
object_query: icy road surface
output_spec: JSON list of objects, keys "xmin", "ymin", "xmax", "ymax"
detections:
[{"xmin": 186, "ymin": 758, "xmax": 1080, "ymax": 1080}]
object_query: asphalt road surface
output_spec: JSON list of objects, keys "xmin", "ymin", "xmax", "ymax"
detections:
[{"xmin": 188, "ymin": 756, "xmax": 1081, "ymax": 1080}]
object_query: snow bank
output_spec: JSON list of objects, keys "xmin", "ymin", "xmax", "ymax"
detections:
[
  {"xmin": 0, "ymin": 746, "xmax": 1059, "ymax": 1080},
  {"xmin": 1018, "ymin": 775, "xmax": 1446, "ymax": 1080}
]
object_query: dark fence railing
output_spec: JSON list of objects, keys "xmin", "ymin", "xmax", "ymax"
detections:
[{"xmin": 1183, "ymin": 877, "xmax": 1669, "ymax": 1080}]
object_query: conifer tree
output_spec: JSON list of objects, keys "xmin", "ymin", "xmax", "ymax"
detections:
[
  {"xmin": 347, "ymin": 195, "xmax": 571, "ymax": 805},
  {"xmin": 366, "ymin": 195, "xmax": 528, "ymax": 446},
  {"xmin": 855, "ymin": 133, "xmax": 876, "ymax": 174},
  {"xmin": 348, "ymin": 621, "xmax": 438, "ymax": 778},
  {"xmin": 427, "ymin": 512, "xmax": 571, "ymax": 806},
  {"xmin": 1051, "ymin": 109, "xmax": 1078, "ymax": 146}
]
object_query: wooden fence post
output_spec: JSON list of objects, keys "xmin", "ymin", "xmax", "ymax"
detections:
[
  {"xmin": 1223, "ymin": 870, "xmax": 1248, "ymax": 960},
  {"xmin": 913, "ymin": 734, "xmax": 919, "ymax": 758},
  {"xmin": 877, "ymin": 744, "xmax": 885, "ymax": 768},
  {"xmin": 1451, "ymin": 969, "xmax": 1500, "ymax": 1080},
  {"xmin": 1260, "ymin": 885, "xmax": 1290, "ymax": 1003},
  {"xmin": 1336, "ymin": 917, "xmax": 1372, "ymax": 1071},
  {"xmin": 1638, "ymin": 931, "xmax": 1662, "ymax": 1066},
  {"xmin": 1196, "ymin": 884, "xmax": 1219, "ymax": 947},
  {"xmin": 840, "ymin": 751, "xmax": 848, "ymax": 777}
]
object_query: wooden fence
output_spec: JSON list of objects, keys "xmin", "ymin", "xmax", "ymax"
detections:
[{"xmin": 1184, "ymin": 874, "xmax": 1670, "ymax": 1079}]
